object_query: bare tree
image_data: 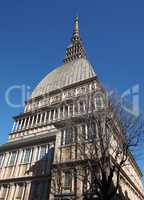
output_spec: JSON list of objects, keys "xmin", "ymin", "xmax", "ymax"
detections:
[
  {"xmin": 51, "ymin": 90, "xmax": 144, "ymax": 200},
  {"xmin": 75, "ymin": 91, "xmax": 144, "ymax": 200}
]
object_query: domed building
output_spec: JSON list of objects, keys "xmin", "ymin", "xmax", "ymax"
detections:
[{"xmin": 0, "ymin": 17, "xmax": 143, "ymax": 200}]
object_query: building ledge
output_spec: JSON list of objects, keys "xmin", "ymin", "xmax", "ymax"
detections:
[{"xmin": 0, "ymin": 133, "xmax": 55, "ymax": 152}]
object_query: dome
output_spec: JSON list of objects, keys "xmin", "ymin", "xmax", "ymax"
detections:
[{"xmin": 31, "ymin": 58, "xmax": 96, "ymax": 99}]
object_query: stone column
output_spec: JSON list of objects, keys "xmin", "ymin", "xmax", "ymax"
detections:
[
  {"xmin": 5, "ymin": 184, "xmax": 10, "ymax": 200},
  {"xmin": 14, "ymin": 149, "xmax": 23, "ymax": 177},
  {"xmin": 23, "ymin": 182, "xmax": 31, "ymax": 200},
  {"xmin": 19, "ymin": 119, "xmax": 23, "ymax": 130},
  {"xmin": 36, "ymin": 114, "xmax": 39, "ymax": 125},
  {"xmin": 78, "ymin": 102, "xmax": 80, "ymax": 114},
  {"xmin": 58, "ymin": 107, "xmax": 61, "ymax": 120},
  {"xmin": 12, "ymin": 184, "xmax": 19, "ymax": 200},
  {"xmin": 0, "ymin": 184, "xmax": 3, "ymax": 197},
  {"xmin": 49, "ymin": 110, "xmax": 51, "ymax": 122},
  {"xmin": 1, "ymin": 152, "xmax": 9, "ymax": 178},
  {"xmin": 0, "ymin": 154, "xmax": 5, "ymax": 169},
  {"xmin": 63, "ymin": 105, "xmax": 65, "ymax": 119},
  {"xmin": 7, "ymin": 183, "xmax": 15, "ymax": 200},
  {"xmin": 44, "ymin": 111, "xmax": 47, "ymax": 124},
  {"xmin": 68, "ymin": 105, "xmax": 70, "ymax": 117},
  {"xmin": 46, "ymin": 144, "xmax": 49, "ymax": 154},
  {"xmin": 31, "ymin": 115, "xmax": 35, "ymax": 127},
  {"xmin": 21, "ymin": 183, "xmax": 26, "ymax": 200},
  {"xmin": 73, "ymin": 103, "xmax": 75, "ymax": 116},
  {"xmin": 40, "ymin": 112, "xmax": 43, "ymax": 124},
  {"xmin": 30, "ymin": 148, "xmax": 33, "ymax": 163},
  {"xmin": 63, "ymin": 130, "xmax": 66, "ymax": 145},
  {"xmin": 89, "ymin": 97, "xmax": 91, "ymax": 112},
  {"xmin": 89, "ymin": 83, "xmax": 92, "ymax": 92},
  {"xmin": 11, "ymin": 122, "xmax": 16, "ymax": 132},
  {"xmin": 85, "ymin": 124, "xmax": 88, "ymax": 140},
  {"xmin": 11, "ymin": 151, "xmax": 19, "ymax": 177},
  {"xmin": 32, "ymin": 146, "xmax": 38, "ymax": 164},
  {"xmin": 83, "ymin": 101, "xmax": 86, "ymax": 112},
  {"xmin": 27, "ymin": 116, "xmax": 31, "ymax": 128},
  {"xmin": 94, "ymin": 96, "xmax": 97, "ymax": 110},
  {"xmin": 15, "ymin": 120, "xmax": 19, "ymax": 131},
  {"xmin": 23, "ymin": 118, "xmax": 27, "ymax": 129}
]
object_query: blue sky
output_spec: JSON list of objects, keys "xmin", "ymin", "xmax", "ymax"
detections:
[{"xmin": 0, "ymin": 0, "xmax": 144, "ymax": 174}]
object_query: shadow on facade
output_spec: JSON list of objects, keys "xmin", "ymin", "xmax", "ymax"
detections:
[{"xmin": 27, "ymin": 147, "xmax": 54, "ymax": 200}]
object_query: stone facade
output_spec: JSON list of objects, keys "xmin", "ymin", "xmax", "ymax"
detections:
[{"xmin": 0, "ymin": 17, "xmax": 143, "ymax": 200}]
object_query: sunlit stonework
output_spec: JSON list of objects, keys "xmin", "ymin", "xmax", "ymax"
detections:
[{"xmin": 0, "ymin": 17, "xmax": 143, "ymax": 200}]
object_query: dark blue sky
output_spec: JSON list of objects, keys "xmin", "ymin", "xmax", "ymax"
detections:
[{"xmin": 0, "ymin": 0, "xmax": 144, "ymax": 174}]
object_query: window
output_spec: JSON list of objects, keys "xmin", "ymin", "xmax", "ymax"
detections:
[
  {"xmin": 16, "ymin": 184, "xmax": 23, "ymax": 199},
  {"xmin": 46, "ymin": 111, "xmax": 49, "ymax": 121},
  {"xmin": 61, "ymin": 128, "xmax": 73, "ymax": 146},
  {"xmin": 42, "ymin": 113, "xmax": 45, "ymax": 123},
  {"xmin": 60, "ymin": 107, "xmax": 63, "ymax": 118},
  {"xmin": 0, "ymin": 154, "xmax": 3, "ymax": 167},
  {"xmin": 9, "ymin": 151, "xmax": 17, "ymax": 166},
  {"xmin": 95, "ymin": 95, "xmax": 104, "ymax": 108},
  {"xmin": 1, "ymin": 186, "xmax": 7, "ymax": 199},
  {"xmin": 69, "ymin": 104, "xmax": 73, "ymax": 116},
  {"xmin": 61, "ymin": 130, "xmax": 64, "ymax": 146},
  {"xmin": 82, "ymin": 124, "xmax": 86, "ymax": 134},
  {"xmin": 22, "ymin": 149, "xmax": 31, "ymax": 164},
  {"xmin": 65, "ymin": 105, "xmax": 68, "ymax": 117},
  {"xmin": 25, "ymin": 118, "xmax": 29, "ymax": 128},
  {"xmin": 39, "ymin": 146, "xmax": 46, "ymax": 160},
  {"xmin": 29, "ymin": 116, "xmax": 33, "ymax": 126},
  {"xmin": 74, "ymin": 127, "xmax": 77, "ymax": 143},
  {"xmin": 79, "ymin": 101, "xmax": 84, "ymax": 113},
  {"xmin": 50, "ymin": 110, "xmax": 54, "ymax": 121},
  {"xmin": 33, "ymin": 115, "xmax": 37, "ymax": 125},
  {"xmin": 64, "ymin": 171, "xmax": 72, "ymax": 188},
  {"xmin": 55, "ymin": 109, "xmax": 58, "ymax": 120},
  {"xmin": 74, "ymin": 102, "xmax": 78, "ymax": 113},
  {"xmin": 88, "ymin": 122, "xmax": 97, "ymax": 141},
  {"xmin": 65, "ymin": 128, "xmax": 73, "ymax": 145},
  {"xmin": 37, "ymin": 114, "xmax": 41, "ymax": 124}
]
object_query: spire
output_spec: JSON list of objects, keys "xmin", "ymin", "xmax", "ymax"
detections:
[
  {"xmin": 72, "ymin": 16, "xmax": 80, "ymax": 40},
  {"xmin": 64, "ymin": 16, "xmax": 86, "ymax": 63}
]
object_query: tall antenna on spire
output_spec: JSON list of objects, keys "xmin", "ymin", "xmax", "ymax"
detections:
[
  {"xmin": 72, "ymin": 16, "xmax": 80, "ymax": 39},
  {"xmin": 64, "ymin": 16, "xmax": 86, "ymax": 63}
]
